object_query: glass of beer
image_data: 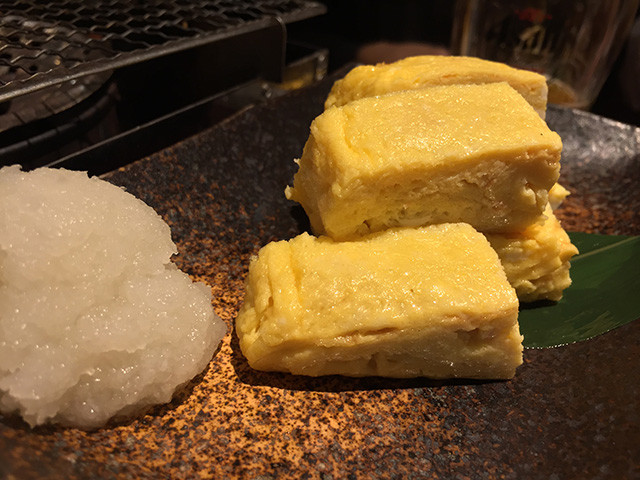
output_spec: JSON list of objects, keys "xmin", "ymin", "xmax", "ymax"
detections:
[{"xmin": 451, "ymin": 0, "xmax": 639, "ymax": 109}]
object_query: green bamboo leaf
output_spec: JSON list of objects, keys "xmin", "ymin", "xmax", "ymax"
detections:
[{"xmin": 519, "ymin": 232, "xmax": 640, "ymax": 348}]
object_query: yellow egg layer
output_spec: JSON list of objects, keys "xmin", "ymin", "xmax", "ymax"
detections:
[
  {"xmin": 548, "ymin": 182, "xmax": 570, "ymax": 210},
  {"xmin": 488, "ymin": 204, "xmax": 578, "ymax": 302},
  {"xmin": 286, "ymin": 83, "xmax": 562, "ymax": 240},
  {"xmin": 324, "ymin": 55, "xmax": 548, "ymax": 118},
  {"xmin": 236, "ymin": 224, "xmax": 522, "ymax": 379}
]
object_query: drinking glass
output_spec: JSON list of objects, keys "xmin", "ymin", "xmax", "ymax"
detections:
[{"xmin": 451, "ymin": 0, "xmax": 640, "ymax": 109}]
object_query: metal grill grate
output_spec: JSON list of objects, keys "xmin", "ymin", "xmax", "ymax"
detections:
[{"xmin": 0, "ymin": 0, "xmax": 325, "ymax": 102}]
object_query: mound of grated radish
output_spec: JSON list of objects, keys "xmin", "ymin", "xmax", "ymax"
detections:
[{"xmin": 0, "ymin": 165, "xmax": 226, "ymax": 429}]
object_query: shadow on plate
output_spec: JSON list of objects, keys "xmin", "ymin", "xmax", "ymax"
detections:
[{"xmin": 0, "ymin": 342, "xmax": 223, "ymax": 434}]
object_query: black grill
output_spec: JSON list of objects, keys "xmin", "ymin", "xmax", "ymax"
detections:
[{"xmin": 0, "ymin": 0, "xmax": 325, "ymax": 101}]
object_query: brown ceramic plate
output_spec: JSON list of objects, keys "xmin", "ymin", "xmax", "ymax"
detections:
[{"xmin": 1, "ymin": 71, "xmax": 639, "ymax": 479}]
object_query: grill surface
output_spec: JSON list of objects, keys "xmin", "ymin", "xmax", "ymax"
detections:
[{"xmin": 0, "ymin": 0, "xmax": 325, "ymax": 102}]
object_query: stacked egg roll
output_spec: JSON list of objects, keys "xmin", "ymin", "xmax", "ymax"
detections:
[{"xmin": 237, "ymin": 56, "xmax": 578, "ymax": 379}]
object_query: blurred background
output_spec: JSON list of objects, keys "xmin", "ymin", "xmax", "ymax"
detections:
[
  {"xmin": 1, "ymin": 0, "xmax": 638, "ymax": 173},
  {"xmin": 288, "ymin": 0, "xmax": 640, "ymax": 126}
]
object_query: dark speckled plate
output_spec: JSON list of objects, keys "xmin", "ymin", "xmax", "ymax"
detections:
[{"xmin": 1, "ymin": 70, "xmax": 639, "ymax": 479}]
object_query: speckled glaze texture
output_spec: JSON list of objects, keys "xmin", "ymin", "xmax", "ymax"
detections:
[
  {"xmin": 546, "ymin": 105, "xmax": 640, "ymax": 235},
  {"xmin": 1, "ymin": 69, "xmax": 639, "ymax": 479}
]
